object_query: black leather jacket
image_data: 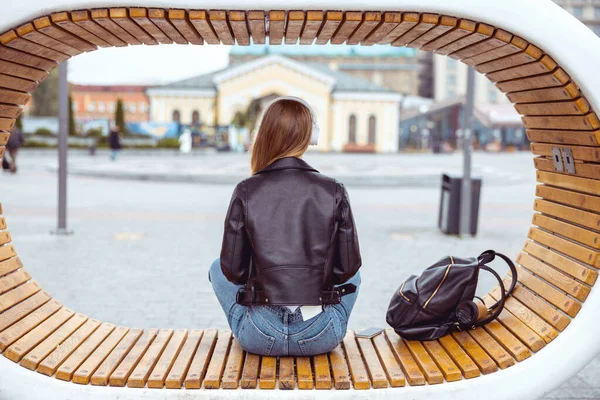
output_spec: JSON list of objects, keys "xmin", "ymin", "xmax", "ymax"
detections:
[{"xmin": 220, "ymin": 157, "xmax": 362, "ymax": 305}]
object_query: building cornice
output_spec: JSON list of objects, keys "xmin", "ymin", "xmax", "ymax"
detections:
[{"xmin": 146, "ymin": 88, "xmax": 217, "ymax": 98}]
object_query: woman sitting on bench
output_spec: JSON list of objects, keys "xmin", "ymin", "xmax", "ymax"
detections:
[{"xmin": 209, "ymin": 96, "xmax": 362, "ymax": 356}]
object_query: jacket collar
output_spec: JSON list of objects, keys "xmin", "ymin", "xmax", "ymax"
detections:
[{"xmin": 255, "ymin": 157, "xmax": 319, "ymax": 175}]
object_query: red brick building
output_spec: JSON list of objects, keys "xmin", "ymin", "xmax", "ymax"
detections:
[{"xmin": 71, "ymin": 85, "xmax": 150, "ymax": 123}]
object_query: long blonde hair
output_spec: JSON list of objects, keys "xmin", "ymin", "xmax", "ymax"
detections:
[{"xmin": 250, "ymin": 99, "xmax": 312, "ymax": 174}]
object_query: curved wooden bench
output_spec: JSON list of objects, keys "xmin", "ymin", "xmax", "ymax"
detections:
[{"xmin": 1, "ymin": 1, "xmax": 600, "ymax": 398}]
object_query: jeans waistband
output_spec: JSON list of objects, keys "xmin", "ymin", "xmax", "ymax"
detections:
[{"xmin": 257, "ymin": 305, "xmax": 305, "ymax": 323}]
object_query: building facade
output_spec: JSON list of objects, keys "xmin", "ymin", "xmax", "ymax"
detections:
[
  {"xmin": 229, "ymin": 44, "xmax": 420, "ymax": 96},
  {"xmin": 71, "ymin": 85, "xmax": 151, "ymax": 123},
  {"xmin": 148, "ymin": 55, "xmax": 402, "ymax": 152}
]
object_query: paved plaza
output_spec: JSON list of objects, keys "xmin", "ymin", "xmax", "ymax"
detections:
[{"xmin": 0, "ymin": 149, "xmax": 598, "ymax": 398}]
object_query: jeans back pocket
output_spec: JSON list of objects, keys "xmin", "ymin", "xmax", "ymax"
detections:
[
  {"xmin": 298, "ymin": 319, "xmax": 341, "ymax": 356},
  {"xmin": 236, "ymin": 311, "xmax": 276, "ymax": 356}
]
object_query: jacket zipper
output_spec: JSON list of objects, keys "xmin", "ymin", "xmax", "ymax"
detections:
[{"xmin": 423, "ymin": 256, "xmax": 455, "ymax": 309}]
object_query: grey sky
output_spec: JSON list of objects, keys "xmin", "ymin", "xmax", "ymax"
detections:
[{"xmin": 67, "ymin": 44, "xmax": 230, "ymax": 86}]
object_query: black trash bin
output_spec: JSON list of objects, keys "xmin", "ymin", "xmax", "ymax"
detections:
[{"xmin": 438, "ymin": 174, "xmax": 481, "ymax": 235}]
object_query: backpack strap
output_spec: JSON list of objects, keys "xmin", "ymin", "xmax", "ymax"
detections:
[{"xmin": 469, "ymin": 250, "xmax": 518, "ymax": 329}]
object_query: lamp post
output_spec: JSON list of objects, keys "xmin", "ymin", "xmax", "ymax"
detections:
[{"xmin": 459, "ymin": 66, "xmax": 476, "ymax": 236}]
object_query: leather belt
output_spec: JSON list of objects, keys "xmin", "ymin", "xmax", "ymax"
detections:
[{"xmin": 236, "ymin": 283, "xmax": 357, "ymax": 306}]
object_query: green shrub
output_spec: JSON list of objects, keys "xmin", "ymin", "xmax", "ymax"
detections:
[
  {"xmin": 85, "ymin": 128, "xmax": 104, "ymax": 138},
  {"xmin": 34, "ymin": 127, "xmax": 55, "ymax": 137},
  {"xmin": 23, "ymin": 140, "xmax": 53, "ymax": 148},
  {"xmin": 157, "ymin": 138, "xmax": 179, "ymax": 149}
]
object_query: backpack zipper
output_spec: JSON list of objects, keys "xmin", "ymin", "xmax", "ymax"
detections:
[
  {"xmin": 423, "ymin": 256, "xmax": 455, "ymax": 309},
  {"xmin": 398, "ymin": 281, "xmax": 411, "ymax": 302}
]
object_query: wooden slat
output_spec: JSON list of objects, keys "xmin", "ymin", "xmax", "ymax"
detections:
[
  {"xmin": 205, "ymin": 11, "xmax": 233, "ymax": 45},
  {"xmin": 422, "ymin": 340, "xmax": 462, "ymax": 381},
  {"xmin": 528, "ymin": 225, "xmax": 599, "ymax": 269},
  {"xmin": 247, "ymin": 11, "xmax": 266, "ymax": 44},
  {"xmin": 278, "ymin": 357, "xmax": 295, "ymax": 389},
  {"xmin": 513, "ymin": 266, "xmax": 581, "ymax": 316},
  {"xmin": 148, "ymin": 329, "xmax": 187, "ymax": 388},
  {"xmin": 240, "ymin": 352, "xmax": 260, "ymax": 389},
  {"xmin": 342, "ymin": 331, "xmax": 371, "ymax": 389},
  {"xmin": 450, "ymin": 28, "xmax": 512, "ymax": 60},
  {"xmin": 507, "ymin": 82, "xmax": 580, "ymax": 103},
  {"xmin": 0, "ymin": 44, "xmax": 57, "ymax": 71},
  {"xmin": 508, "ymin": 281, "xmax": 571, "ymax": 331},
  {"xmin": 385, "ymin": 329, "xmax": 426, "ymax": 385},
  {"xmin": 517, "ymin": 98, "xmax": 590, "ymax": 116},
  {"xmin": 407, "ymin": 15, "xmax": 455, "ymax": 48},
  {"xmin": 5, "ymin": 307, "xmax": 73, "ymax": 362},
  {"xmin": 259, "ymin": 356, "xmax": 277, "ymax": 389},
  {"xmin": 534, "ymin": 199, "xmax": 600, "ymax": 229},
  {"xmin": 70, "ymin": 10, "xmax": 126, "ymax": 47},
  {"xmin": 203, "ymin": 329, "xmax": 231, "ymax": 389},
  {"xmin": 0, "ymin": 59, "xmax": 48, "ymax": 82},
  {"xmin": 0, "ymin": 299, "xmax": 61, "ymax": 351},
  {"xmin": 538, "ymin": 171, "xmax": 600, "ymax": 197},
  {"xmin": 0, "ymin": 269, "xmax": 30, "ymax": 295},
  {"xmin": 296, "ymin": 356, "xmax": 314, "ymax": 389},
  {"xmin": 90, "ymin": 9, "xmax": 141, "ymax": 45},
  {"xmin": 109, "ymin": 328, "xmax": 157, "ymax": 386},
  {"xmin": 36, "ymin": 318, "xmax": 101, "ymax": 376},
  {"xmin": 285, "ymin": 11, "xmax": 305, "ymax": 45},
  {"xmin": 0, "ymin": 105, "xmax": 22, "ymax": 119},
  {"xmin": 20, "ymin": 313, "xmax": 87, "ymax": 370},
  {"xmin": 355, "ymin": 330, "xmax": 388, "ymax": 388},
  {"xmin": 380, "ymin": 13, "xmax": 419, "ymax": 45},
  {"xmin": 50, "ymin": 12, "xmax": 110, "ymax": 48},
  {"xmin": 329, "ymin": 344, "xmax": 352, "ymax": 389},
  {"xmin": 129, "ymin": 8, "xmax": 173, "ymax": 44},
  {"xmin": 483, "ymin": 320, "xmax": 531, "ymax": 361},
  {"xmin": 473, "ymin": 42, "xmax": 541, "ymax": 72},
  {"xmin": 72, "ymin": 326, "xmax": 129, "ymax": 384},
  {"xmin": 405, "ymin": 340, "xmax": 444, "ymax": 384},
  {"xmin": 15, "ymin": 23, "xmax": 80, "ymax": 57},
  {"xmin": 0, "ymin": 288, "xmax": 48, "ymax": 329},
  {"xmin": 468, "ymin": 328, "xmax": 515, "ymax": 369},
  {"xmin": 165, "ymin": 329, "xmax": 202, "ymax": 389},
  {"xmin": 33, "ymin": 17, "xmax": 96, "ymax": 52},
  {"xmin": 188, "ymin": 11, "xmax": 219, "ymax": 45},
  {"xmin": 315, "ymin": 11, "xmax": 343, "ymax": 45},
  {"xmin": 229, "ymin": 11, "xmax": 251, "ymax": 46},
  {"xmin": 184, "ymin": 328, "xmax": 217, "ymax": 389},
  {"xmin": 54, "ymin": 322, "xmax": 115, "ymax": 381},
  {"xmin": 438, "ymin": 335, "xmax": 480, "ymax": 378},
  {"xmin": 489, "ymin": 286, "xmax": 558, "ymax": 344},
  {"xmin": 527, "ymin": 129, "xmax": 600, "ymax": 146},
  {"xmin": 0, "ymin": 257, "xmax": 23, "ymax": 279},
  {"xmin": 488, "ymin": 55, "xmax": 558, "ymax": 83},
  {"xmin": 498, "ymin": 68, "xmax": 570, "ymax": 93},
  {"xmin": 524, "ymin": 236, "xmax": 598, "ymax": 283},
  {"xmin": 483, "ymin": 295, "xmax": 545, "ymax": 352},
  {"xmin": 299, "ymin": 11, "xmax": 324, "ymax": 45},
  {"xmin": 0, "ymin": 231, "xmax": 11, "ymax": 247},
  {"xmin": 0, "ymin": 73, "xmax": 38, "ymax": 93},
  {"xmin": 531, "ymin": 143, "xmax": 600, "ymax": 162},
  {"xmin": 148, "ymin": 9, "xmax": 187, "ymax": 44},
  {"xmin": 331, "ymin": 12, "xmax": 363, "ymax": 45},
  {"xmin": 372, "ymin": 332, "xmax": 406, "ymax": 387},
  {"xmin": 421, "ymin": 19, "xmax": 475, "ymax": 52},
  {"xmin": 347, "ymin": 12, "xmax": 380, "ymax": 46},
  {"xmin": 90, "ymin": 328, "xmax": 142, "ymax": 386},
  {"xmin": 392, "ymin": 14, "xmax": 439, "ymax": 47},
  {"xmin": 127, "ymin": 329, "xmax": 173, "ymax": 387},
  {"xmin": 523, "ymin": 114, "xmax": 600, "ymax": 131},
  {"xmin": 313, "ymin": 353, "xmax": 331, "ymax": 389},
  {"xmin": 168, "ymin": 10, "xmax": 203, "ymax": 45},
  {"xmin": 451, "ymin": 331, "xmax": 498, "ymax": 374},
  {"xmin": 0, "ymin": 217, "xmax": 6, "ymax": 230},
  {"xmin": 0, "ymin": 245, "xmax": 17, "ymax": 263},
  {"xmin": 0, "ymin": 132, "xmax": 9, "ymax": 146},
  {"xmin": 518, "ymin": 248, "xmax": 592, "ymax": 300},
  {"xmin": 221, "ymin": 339, "xmax": 244, "ymax": 389},
  {"xmin": 437, "ymin": 23, "xmax": 494, "ymax": 57}
]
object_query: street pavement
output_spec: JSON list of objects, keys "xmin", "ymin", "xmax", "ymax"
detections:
[{"xmin": 0, "ymin": 149, "xmax": 597, "ymax": 398}]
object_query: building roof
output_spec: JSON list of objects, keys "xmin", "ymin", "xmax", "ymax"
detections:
[
  {"xmin": 230, "ymin": 43, "xmax": 417, "ymax": 58},
  {"xmin": 152, "ymin": 55, "xmax": 394, "ymax": 94}
]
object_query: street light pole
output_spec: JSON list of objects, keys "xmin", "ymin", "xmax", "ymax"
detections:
[
  {"xmin": 460, "ymin": 66, "xmax": 476, "ymax": 236},
  {"xmin": 53, "ymin": 61, "xmax": 72, "ymax": 235}
]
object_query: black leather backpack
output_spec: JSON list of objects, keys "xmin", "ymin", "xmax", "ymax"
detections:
[{"xmin": 386, "ymin": 250, "xmax": 518, "ymax": 341}]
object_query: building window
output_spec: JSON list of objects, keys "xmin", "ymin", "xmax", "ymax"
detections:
[
  {"xmin": 447, "ymin": 73, "xmax": 456, "ymax": 86},
  {"xmin": 447, "ymin": 58, "xmax": 458, "ymax": 69},
  {"xmin": 127, "ymin": 102, "xmax": 137, "ymax": 113},
  {"xmin": 109, "ymin": 102, "xmax": 116, "ymax": 112},
  {"xmin": 192, "ymin": 110, "xmax": 200, "ymax": 125},
  {"xmin": 139, "ymin": 102, "xmax": 148, "ymax": 113},
  {"xmin": 348, "ymin": 114, "xmax": 357, "ymax": 144},
  {"xmin": 173, "ymin": 109, "xmax": 181, "ymax": 123},
  {"xmin": 488, "ymin": 87, "xmax": 498, "ymax": 102},
  {"xmin": 596, "ymin": 7, "xmax": 600, "ymax": 18},
  {"xmin": 98, "ymin": 102, "xmax": 106, "ymax": 112},
  {"xmin": 572, "ymin": 6, "xmax": 583, "ymax": 17},
  {"xmin": 86, "ymin": 102, "xmax": 96, "ymax": 112},
  {"xmin": 448, "ymin": 88, "xmax": 456, "ymax": 98},
  {"xmin": 368, "ymin": 115, "xmax": 376, "ymax": 145}
]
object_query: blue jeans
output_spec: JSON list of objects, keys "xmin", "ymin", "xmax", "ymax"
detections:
[{"xmin": 209, "ymin": 258, "xmax": 360, "ymax": 356}]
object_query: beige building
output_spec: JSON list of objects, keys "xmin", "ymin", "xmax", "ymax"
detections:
[{"xmin": 147, "ymin": 55, "xmax": 402, "ymax": 152}]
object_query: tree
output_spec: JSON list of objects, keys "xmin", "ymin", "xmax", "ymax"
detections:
[
  {"xmin": 31, "ymin": 69, "xmax": 59, "ymax": 116},
  {"xmin": 114, "ymin": 98, "xmax": 128, "ymax": 135},
  {"xmin": 68, "ymin": 95, "xmax": 77, "ymax": 136},
  {"xmin": 15, "ymin": 115, "xmax": 22, "ymax": 131}
]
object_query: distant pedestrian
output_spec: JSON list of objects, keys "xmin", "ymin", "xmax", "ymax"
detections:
[
  {"xmin": 3, "ymin": 126, "xmax": 24, "ymax": 173},
  {"xmin": 109, "ymin": 126, "xmax": 122, "ymax": 161}
]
